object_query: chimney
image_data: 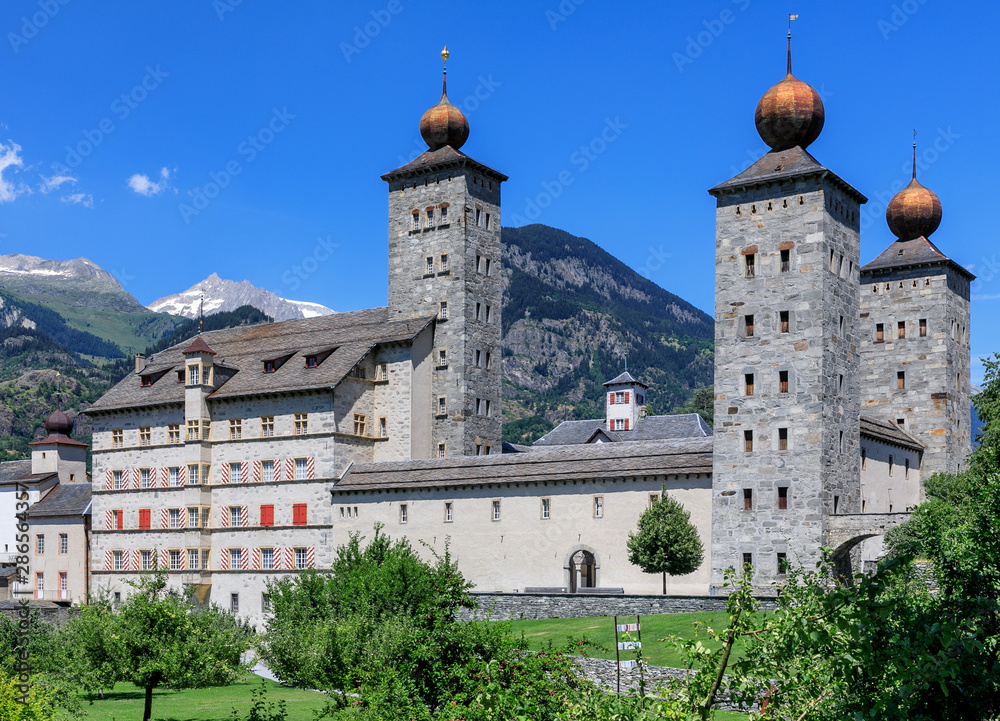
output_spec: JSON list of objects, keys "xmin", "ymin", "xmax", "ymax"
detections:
[{"xmin": 134, "ymin": 353, "xmax": 146, "ymax": 373}]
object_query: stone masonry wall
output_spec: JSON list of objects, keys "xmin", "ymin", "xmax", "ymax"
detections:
[
  {"xmin": 461, "ymin": 592, "xmax": 777, "ymax": 621},
  {"xmin": 386, "ymin": 165, "xmax": 503, "ymax": 457},
  {"xmin": 711, "ymin": 177, "xmax": 862, "ymax": 590},
  {"xmin": 859, "ymin": 264, "xmax": 972, "ymax": 480}
]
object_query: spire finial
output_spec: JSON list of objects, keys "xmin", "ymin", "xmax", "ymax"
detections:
[
  {"xmin": 787, "ymin": 14, "xmax": 798, "ymax": 74},
  {"xmin": 912, "ymin": 129, "xmax": 917, "ymax": 180},
  {"xmin": 441, "ymin": 45, "xmax": 449, "ymax": 97}
]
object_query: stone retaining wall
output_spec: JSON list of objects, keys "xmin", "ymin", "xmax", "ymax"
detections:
[
  {"xmin": 462, "ymin": 592, "xmax": 777, "ymax": 620},
  {"xmin": 0, "ymin": 604, "xmax": 79, "ymax": 628}
]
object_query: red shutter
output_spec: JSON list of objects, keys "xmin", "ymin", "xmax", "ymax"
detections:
[
  {"xmin": 115, "ymin": 510, "xmax": 124, "ymax": 529},
  {"xmin": 624, "ymin": 418, "xmax": 630, "ymax": 431},
  {"xmin": 624, "ymin": 391, "xmax": 630, "ymax": 404},
  {"xmin": 138, "ymin": 509, "xmax": 150, "ymax": 529},
  {"xmin": 260, "ymin": 505, "xmax": 274, "ymax": 527},
  {"xmin": 292, "ymin": 503, "xmax": 307, "ymax": 526},
  {"xmin": 609, "ymin": 392, "xmax": 615, "ymax": 405}
]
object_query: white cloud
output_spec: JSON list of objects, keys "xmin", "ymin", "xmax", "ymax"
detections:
[
  {"xmin": 40, "ymin": 174, "xmax": 77, "ymax": 193},
  {"xmin": 0, "ymin": 141, "xmax": 27, "ymax": 203},
  {"xmin": 61, "ymin": 193, "xmax": 93, "ymax": 208},
  {"xmin": 127, "ymin": 167, "xmax": 172, "ymax": 196}
]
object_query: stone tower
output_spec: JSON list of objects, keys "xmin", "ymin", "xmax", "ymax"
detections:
[
  {"xmin": 707, "ymin": 38, "xmax": 867, "ymax": 589},
  {"xmin": 381, "ymin": 49, "xmax": 507, "ymax": 458},
  {"xmin": 859, "ymin": 142, "xmax": 973, "ymax": 480}
]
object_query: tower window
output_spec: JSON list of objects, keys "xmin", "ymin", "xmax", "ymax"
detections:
[
  {"xmin": 778, "ymin": 427, "xmax": 788, "ymax": 451},
  {"xmin": 888, "ymin": 455, "xmax": 894, "ymax": 476},
  {"xmin": 744, "ymin": 373, "xmax": 754, "ymax": 396},
  {"xmin": 777, "ymin": 552, "xmax": 788, "ymax": 574},
  {"xmin": 780, "ymin": 249, "xmax": 790, "ymax": 272},
  {"xmin": 742, "ymin": 553, "xmax": 753, "ymax": 572},
  {"xmin": 486, "ymin": 305, "xmax": 492, "ymax": 323},
  {"xmin": 440, "ymin": 253, "xmax": 448, "ymax": 272},
  {"xmin": 839, "ymin": 374, "xmax": 844, "ymax": 392},
  {"xmin": 833, "ymin": 495, "xmax": 840, "ymax": 514},
  {"xmin": 861, "ymin": 447, "xmax": 867, "ymax": 470},
  {"xmin": 897, "ymin": 321, "xmax": 906, "ymax": 339},
  {"xmin": 779, "ymin": 311, "xmax": 789, "ymax": 333},
  {"xmin": 437, "ymin": 443, "xmax": 446, "ymax": 458},
  {"xmin": 897, "ymin": 371, "xmax": 905, "ymax": 390},
  {"xmin": 485, "ymin": 212, "xmax": 491, "ymax": 230},
  {"xmin": 919, "ymin": 319, "xmax": 927, "ymax": 337},
  {"xmin": 744, "ymin": 430, "xmax": 753, "ymax": 453},
  {"xmin": 777, "ymin": 486, "xmax": 788, "ymax": 510},
  {"xmin": 439, "ymin": 301, "xmax": 448, "ymax": 320},
  {"xmin": 779, "ymin": 370, "xmax": 789, "ymax": 394},
  {"xmin": 399, "ymin": 504, "xmax": 408, "ymax": 524},
  {"xmin": 743, "ymin": 489, "xmax": 753, "ymax": 510},
  {"xmin": 411, "ymin": 212, "xmax": 420, "ymax": 230},
  {"xmin": 425, "ymin": 208, "xmax": 434, "ymax": 227},
  {"xmin": 905, "ymin": 458, "xmax": 910, "ymax": 480},
  {"xmin": 876, "ymin": 323, "xmax": 884, "ymax": 343},
  {"xmin": 440, "ymin": 206, "xmax": 448, "ymax": 223},
  {"xmin": 745, "ymin": 253, "xmax": 756, "ymax": 278},
  {"xmin": 438, "ymin": 349, "xmax": 447, "ymax": 366},
  {"xmin": 485, "ymin": 258, "xmax": 492, "ymax": 275},
  {"xmin": 437, "ymin": 397, "xmax": 447, "ymax": 416},
  {"xmin": 426, "ymin": 257, "xmax": 434, "ymax": 275},
  {"xmin": 745, "ymin": 315, "xmax": 754, "ymax": 337}
]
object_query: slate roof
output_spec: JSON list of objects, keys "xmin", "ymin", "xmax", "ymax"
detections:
[
  {"xmin": 603, "ymin": 371, "xmax": 647, "ymax": 388},
  {"xmin": 380, "ymin": 146, "xmax": 508, "ymax": 183},
  {"xmin": 708, "ymin": 146, "xmax": 867, "ymax": 203},
  {"xmin": 0, "ymin": 460, "xmax": 54, "ymax": 486},
  {"xmin": 532, "ymin": 413, "xmax": 712, "ymax": 446},
  {"xmin": 86, "ymin": 307, "xmax": 436, "ymax": 413},
  {"xmin": 860, "ymin": 236, "xmax": 975, "ymax": 280},
  {"xmin": 336, "ymin": 437, "xmax": 713, "ymax": 491},
  {"xmin": 860, "ymin": 415, "xmax": 924, "ymax": 452},
  {"xmin": 26, "ymin": 483, "xmax": 91, "ymax": 518}
]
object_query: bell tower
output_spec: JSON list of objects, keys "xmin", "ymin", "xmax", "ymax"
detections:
[
  {"xmin": 381, "ymin": 48, "xmax": 507, "ymax": 458},
  {"xmin": 708, "ymin": 33, "xmax": 867, "ymax": 589}
]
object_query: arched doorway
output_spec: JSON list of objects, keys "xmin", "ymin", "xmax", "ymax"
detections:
[{"xmin": 569, "ymin": 550, "xmax": 596, "ymax": 593}]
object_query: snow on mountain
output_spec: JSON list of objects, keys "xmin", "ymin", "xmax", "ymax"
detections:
[
  {"xmin": 147, "ymin": 273, "xmax": 336, "ymax": 322},
  {"xmin": 0, "ymin": 253, "xmax": 122, "ymax": 287}
]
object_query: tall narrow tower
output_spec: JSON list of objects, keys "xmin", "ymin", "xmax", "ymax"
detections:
[
  {"xmin": 708, "ymin": 35, "xmax": 867, "ymax": 589},
  {"xmin": 859, "ymin": 140, "xmax": 973, "ymax": 479},
  {"xmin": 381, "ymin": 49, "xmax": 507, "ymax": 458}
]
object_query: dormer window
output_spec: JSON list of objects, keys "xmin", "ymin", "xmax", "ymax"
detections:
[
  {"xmin": 305, "ymin": 355, "xmax": 318, "ymax": 368},
  {"xmin": 141, "ymin": 375, "xmax": 153, "ymax": 387},
  {"xmin": 176, "ymin": 370, "xmax": 185, "ymax": 383},
  {"xmin": 188, "ymin": 364, "xmax": 200, "ymax": 385},
  {"xmin": 263, "ymin": 361, "xmax": 276, "ymax": 373}
]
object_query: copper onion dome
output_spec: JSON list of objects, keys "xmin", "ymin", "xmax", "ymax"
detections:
[
  {"xmin": 886, "ymin": 138, "xmax": 942, "ymax": 240},
  {"xmin": 755, "ymin": 36, "xmax": 825, "ymax": 151},
  {"xmin": 44, "ymin": 409, "xmax": 73, "ymax": 436},
  {"xmin": 419, "ymin": 46, "xmax": 469, "ymax": 151}
]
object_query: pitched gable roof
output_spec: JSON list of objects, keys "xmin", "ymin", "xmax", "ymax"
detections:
[
  {"xmin": 709, "ymin": 146, "xmax": 867, "ymax": 203},
  {"xmin": 860, "ymin": 236, "xmax": 975, "ymax": 280}
]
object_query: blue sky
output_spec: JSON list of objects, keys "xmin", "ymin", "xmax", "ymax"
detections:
[{"xmin": 0, "ymin": 0, "xmax": 997, "ymax": 382}]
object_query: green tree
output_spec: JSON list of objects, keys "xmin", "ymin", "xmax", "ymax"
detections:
[
  {"xmin": 671, "ymin": 385, "xmax": 714, "ymax": 427},
  {"xmin": 627, "ymin": 488, "xmax": 704, "ymax": 593},
  {"xmin": 62, "ymin": 574, "xmax": 253, "ymax": 721}
]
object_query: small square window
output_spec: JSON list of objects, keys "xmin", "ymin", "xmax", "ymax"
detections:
[
  {"xmin": 444, "ymin": 502, "xmax": 453, "ymax": 523},
  {"xmin": 440, "ymin": 253, "xmax": 449, "ymax": 272},
  {"xmin": 777, "ymin": 486, "xmax": 788, "ymax": 510},
  {"xmin": 593, "ymin": 496, "xmax": 604, "ymax": 518},
  {"xmin": 897, "ymin": 321, "xmax": 906, "ymax": 339},
  {"xmin": 742, "ymin": 553, "xmax": 753, "ymax": 573},
  {"xmin": 779, "ymin": 370, "xmax": 789, "ymax": 394},
  {"xmin": 743, "ymin": 489, "xmax": 753, "ymax": 510},
  {"xmin": 744, "ymin": 430, "xmax": 754, "ymax": 453},
  {"xmin": 379, "ymin": 417, "xmax": 387, "ymax": 438},
  {"xmin": 745, "ymin": 314, "xmax": 754, "ymax": 337},
  {"xmin": 492, "ymin": 499, "xmax": 501, "ymax": 521},
  {"xmin": 777, "ymin": 553, "xmax": 788, "ymax": 574},
  {"xmin": 437, "ymin": 443, "xmax": 447, "ymax": 459},
  {"xmin": 780, "ymin": 249, "xmax": 790, "ymax": 272},
  {"xmin": 744, "ymin": 373, "xmax": 754, "ymax": 396},
  {"xmin": 876, "ymin": 323, "xmax": 885, "ymax": 343},
  {"xmin": 231, "ymin": 593, "xmax": 239, "ymax": 613},
  {"xmin": 648, "ymin": 493, "xmax": 659, "ymax": 508},
  {"xmin": 919, "ymin": 318, "xmax": 927, "ymax": 337},
  {"xmin": 399, "ymin": 504, "xmax": 408, "ymax": 524},
  {"xmin": 439, "ymin": 301, "xmax": 448, "ymax": 320},
  {"xmin": 426, "ymin": 257, "xmax": 434, "ymax": 275},
  {"xmin": 779, "ymin": 311, "xmax": 789, "ymax": 334},
  {"xmin": 541, "ymin": 498, "xmax": 551, "ymax": 520},
  {"xmin": 897, "ymin": 371, "xmax": 905, "ymax": 390},
  {"xmin": 778, "ymin": 427, "xmax": 788, "ymax": 451}
]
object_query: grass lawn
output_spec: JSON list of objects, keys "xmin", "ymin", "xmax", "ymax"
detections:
[
  {"xmin": 77, "ymin": 674, "xmax": 328, "ymax": 721},
  {"xmin": 506, "ymin": 611, "xmax": 749, "ymax": 668}
]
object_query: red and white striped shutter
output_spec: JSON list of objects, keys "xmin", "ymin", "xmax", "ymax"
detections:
[
  {"xmin": 104, "ymin": 550, "xmax": 113, "ymax": 570},
  {"xmin": 105, "ymin": 470, "xmax": 113, "ymax": 490},
  {"xmin": 180, "ymin": 549, "xmax": 187, "ymax": 570},
  {"xmin": 131, "ymin": 549, "xmax": 140, "ymax": 571},
  {"xmin": 624, "ymin": 391, "xmax": 630, "ymax": 404},
  {"xmin": 285, "ymin": 458, "xmax": 294, "ymax": 480},
  {"xmin": 160, "ymin": 509, "xmax": 169, "ymax": 529},
  {"xmin": 220, "ymin": 464, "xmax": 230, "ymax": 484},
  {"xmin": 242, "ymin": 548, "xmax": 249, "ymax": 568},
  {"xmin": 609, "ymin": 392, "xmax": 615, "ymax": 405},
  {"xmin": 220, "ymin": 507, "xmax": 230, "ymax": 528},
  {"xmin": 251, "ymin": 547, "xmax": 261, "ymax": 570},
  {"xmin": 306, "ymin": 547, "xmax": 315, "ymax": 568},
  {"xmin": 105, "ymin": 510, "xmax": 113, "ymax": 530},
  {"xmin": 253, "ymin": 460, "xmax": 261, "ymax": 483},
  {"xmin": 158, "ymin": 468, "xmax": 166, "ymax": 487},
  {"xmin": 284, "ymin": 547, "xmax": 294, "ymax": 569},
  {"xmin": 241, "ymin": 461, "xmax": 249, "ymax": 483},
  {"xmin": 624, "ymin": 418, "xmax": 630, "ymax": 431},
  {"xmin": 179, "ymin": 508, "xmax": 187, "ymax": 529},
  {"xmin": 159, "ymin": 549, "xmax": 168, "ymax": 569},
  {"xmin": 240, "ymin": 506, "xmax": 249, "ymax": 527},
  {"xmin": 133, "ymin": 468, "xmax": 141, "ymax": 489},
  {"xmin": 220, "ymin": 548, "xmax": 229, "ymax": 570},
  {"xmin": 307, "ymin": 457, "xmax": 315, "ymax": 479},
  {"xmin": 178, "ymin": 466, "xmax": 187, "ymax": 486}
]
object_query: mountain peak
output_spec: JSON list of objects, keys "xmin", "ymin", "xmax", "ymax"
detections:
[{"xmin": 147, "ymin": 274, "xmax": 336, "ymax": 322}]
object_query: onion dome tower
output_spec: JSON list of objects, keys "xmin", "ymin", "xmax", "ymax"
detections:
[
  {"xmin": 885, "ymin": 138, "xmax": 942, "ymax": 240},
  {"xmin": 754, "ymin": 32, "xmax": 825, "ymax": 151},
  {"xmin": 418, "ymin": 46, "xmax": 469, "ymax": 151}
]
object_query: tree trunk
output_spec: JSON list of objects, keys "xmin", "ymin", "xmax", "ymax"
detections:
[
  {"xmin": 662, "ymin": 571, "xmax": 666, "ymax": 595},
  {"xmin": 143, "ymin": 685, "xmax": 153, "ymax": 721}
]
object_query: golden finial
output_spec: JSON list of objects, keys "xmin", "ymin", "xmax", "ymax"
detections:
[{"xmin": 441, "ymin": 45, "xmax": 449, "ymax": 67}]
